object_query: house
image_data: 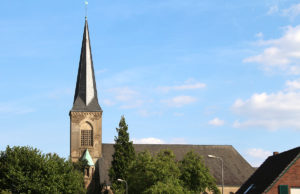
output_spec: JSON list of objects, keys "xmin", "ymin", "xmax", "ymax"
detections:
[{"xmin": 236, "ymin": 147, "xmax": 300, "ymax": 194}]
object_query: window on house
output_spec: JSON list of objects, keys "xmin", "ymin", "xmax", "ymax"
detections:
[
  {"xmin": 81, "ymin": 122, "xmax": 93, "ymax": 147},
  {"xmin": 279, "ymin": 185, "xmax": 289, "ymax": 194},
  {"xmin": 291, "ymin": 187, "xmax": 300, "ymax": 194},
  {"xmin": 244, "ymin": 184, "xmax": 254, "ymax": 194}
]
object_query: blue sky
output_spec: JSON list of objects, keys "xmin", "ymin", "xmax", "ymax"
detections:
[{"xmin": 1, "ymin": 0, "xmax": 300, "ymax": 167}]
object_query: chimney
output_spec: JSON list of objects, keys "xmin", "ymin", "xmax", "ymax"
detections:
[{"xmin": 273, "ymin": 151, "xmax": 279, "ymax": 156}]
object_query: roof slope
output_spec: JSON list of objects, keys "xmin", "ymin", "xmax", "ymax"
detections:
[
  {"xmin": 236, "ymin": 147, "xmax": 300, "ymax": 194},
  {"xmin": 71, "ymin": 19, "xmax": 102, "ymax": 112},
  {"xmin": 99, "ymin": 144, "xmax": 255, "ymax": 186}
]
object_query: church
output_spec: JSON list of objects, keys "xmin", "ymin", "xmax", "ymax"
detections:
[{"xmin": 69, "ymin": 18, "xmax": 255, "ymax": 194}]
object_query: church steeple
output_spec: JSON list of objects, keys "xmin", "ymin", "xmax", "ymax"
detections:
[
  {"xmin": 72, "ymin": 18, "xmax": 102, "ymax": 112},
  {"xmin": 70, "ymin": 18, "xmax": 103, "ymax": 190}
]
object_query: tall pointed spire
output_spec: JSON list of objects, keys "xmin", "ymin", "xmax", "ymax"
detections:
[{"xmin": 71, "ymin": 18, "xmax": 102, "ymax": 112}]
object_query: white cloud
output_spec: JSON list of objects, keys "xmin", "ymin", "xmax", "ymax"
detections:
[
  {"xmin": 107, "ymin": 87, "xmax": 145, "ymax": 109},
  {"xmin": 247, "ymin": 148, "xmax": 272, "ymax": 159},
  {"xmin": 138, "ymin": 109, "xmax": 150, "ymax": 117},
  {"xmin": 158, "ymin": 79, "xmax": 206, "ymax": 93},
  {"xmin": 282, "ymin": 3, "xmax": 300, "ymax": 19},
  {"xmin": 161, "ymin": 95, "xmax": 197, "ymax": 107},
  {"xmin": 132, "ymin": 137, "xmax": 187, "ymax": 144},
  {"xmin": 244, "ymin": 25, "xmax": 300, "ymax": 74},
  {"xmin": 110, "ymin": 87, "xmax": 139, "ymax": 102},
  {"xmin": 133, "ymin": 137, "xmax": 165, "ymax": 144},
  {"xmin": 208, "ymin": 118, "xmax": 225, "ymax": 126},
  {"xmin": 232, "ymin": 89, "xmax": 300, "ymax": 130},
  {"xmin": 285, "ymin": 79, "xmax": 300, "ymax": 91},
  {"xmin": 267, "ymin": 4, "xmax": 300, "ymax": 19},
  {"xmin": 267, "ymin": 5, "xmax": 278, "ymax": 15},
  {"xmin": 246, "ymin": 148, "xmax": 272, "ymax": 167}
]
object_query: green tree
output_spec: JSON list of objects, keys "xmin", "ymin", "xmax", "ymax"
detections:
[
  {"xmin": 127, "ymin": 151, "xmax": 153, "ymax": 193},
  {"xmin": 127, "ymin": 150, "xmax": 182, "ymax": 194},
  {"xmin": 108, "ymin": 117, "xmax": 219, "ymax": 193},
  {"xmin": 0, "ymin": 190, "xmax": 11, "ymax": 194},
  {"xmin": 109, "ymin": 116, "xmax": 135, "ymax": 192},
  {"xmin": 0, "ymin": 146, "xmax": 86, "ymax": 194},
  {"xmin": 72, "ymin": 158, "xmax": 88, "ymax": 172},
  {"xmin": 179, "ymin": 151, "xmax": 220, "ymax": 194},
  {"xmin": 153, "ymin": 150, "xmax": 181, "ymax": 182},
  {"xmin": 127, "ymin": 150, "xmax": 220, "ymax": 194},
  {"xmin": 142, "ymin": 179, "xmax": 189, "ymax": 194}
]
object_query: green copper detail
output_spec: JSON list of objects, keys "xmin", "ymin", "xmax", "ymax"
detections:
[{"xmin": 82, "ymin": 149, "xmax": 94, "ymax": 166}]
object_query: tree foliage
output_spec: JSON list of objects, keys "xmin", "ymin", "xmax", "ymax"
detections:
[
  {"xmin": 109, "ymin": 116, "xmax": 135, "ymax": 192},
  {"xmin": 179, "ymin": 151, "xmax": 220, "ymax": 194},
  {"xmin": 0, "ymin": 190, "xmax": 11, "ymax": 194},
  {"xmin": 126, "ymin": 150, "xmax": 220, "ymax": 194},
  {"xmin": 143, "ymin": 179, "xmax": 188, "ymax": 194},
  {"xmin": 109, "ymin": 117, "xmax": 220, "ymax": 193},
  {"xmin": 127, "ymin": 150, "xmax": 182, "ymax": 194},
  {"xmin": 0, "ymin": 146, "xmax": 86, "ymax": 194}
]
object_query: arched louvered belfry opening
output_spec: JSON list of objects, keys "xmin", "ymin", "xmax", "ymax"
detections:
[{"xmin": 80, "ymin": 121, "xmax": 93, "ymax": 147}]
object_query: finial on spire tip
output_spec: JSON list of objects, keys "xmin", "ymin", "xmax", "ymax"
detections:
[{"xmin": 85, "ymin": 1, "xmax": 88, "ymax": 19}]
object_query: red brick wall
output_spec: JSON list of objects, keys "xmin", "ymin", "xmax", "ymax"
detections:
[{"xmin": 267, "ymin": 158, "xmax": 300, "ymax": 194}]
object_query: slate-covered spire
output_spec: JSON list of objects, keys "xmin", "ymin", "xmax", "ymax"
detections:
[{"xmin": 71, "ymin": 18, "xmax": 102, "ymax": 112}]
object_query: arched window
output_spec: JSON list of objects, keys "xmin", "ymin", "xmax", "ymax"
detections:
[{"xmin": 81, "ymin": 122, "xmax": 93, "ymax": 147}]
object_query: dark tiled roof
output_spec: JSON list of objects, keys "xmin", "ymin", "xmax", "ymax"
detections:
[
  {"xmin": 71, "ymin": 19, "xmax": 102, "ymax": 112},
  {"xmin": 236, "ymin": 147, "xmax": 300, "ymax": 194},
  {"xmin": 99, "ymin": 144, "xmax": 255, "ymax": 186}
]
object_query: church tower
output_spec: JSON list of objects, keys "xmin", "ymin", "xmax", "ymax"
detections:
[{"xmin": 69, "ymin": 18, "xmax": 102, "ymax": 188}]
